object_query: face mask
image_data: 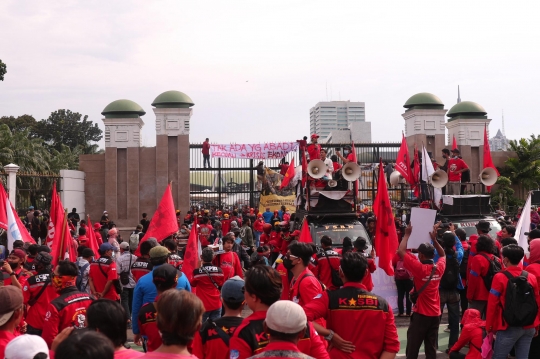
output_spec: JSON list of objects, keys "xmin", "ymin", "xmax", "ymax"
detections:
[
  {"xmin": 8, "ymin": 262, "xmax": 19, "ymax": 270},
  {"xmin": 283, "ymin": 258, "xmax": 295, "ymax": 270},
  {"xmin": 52, "ymin": 275, "xmax": 77, "ymax": 292},
  {"xmin": 181, "ymin": 229, "xmax": 187, "ymax": 234},
  {"xmin": 344, "ymin": 151, "xmax": 349, "ymax": 155}
]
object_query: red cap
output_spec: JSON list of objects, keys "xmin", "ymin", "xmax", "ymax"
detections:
[
  {"xmin": 311, "ymin": 134, "xmax": 319, "ymax": 138},
  {"xmin": 93, "ymin": 223, "xmax": 101, "ymax": 230}
]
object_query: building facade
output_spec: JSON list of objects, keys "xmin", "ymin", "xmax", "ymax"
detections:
[
  {"xmin": 309, "ymin": 100, "xmax": 366, "ymax": 139},
  {"xmin": 489, "ymin": 129, "xmax": 510, "ymax": 151}
]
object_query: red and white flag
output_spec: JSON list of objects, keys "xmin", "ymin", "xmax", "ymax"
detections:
[
  {"xmin": 182, "ymin": 217, "xmax": 199, "ymax": 282},
  {"xmin": 0, "ymin": 182, "xmax": 35, "ymax": 250},
  {"xmin": 280, "ymin": 158, "xmax": 296, "ymax": 189},
  {"xmin": 50, "ymin": 189, "xmax": 76, "ymax": 265},
  {"xmin": 395, "ymin": 134, "xmax": 414, "ymax": 185}
]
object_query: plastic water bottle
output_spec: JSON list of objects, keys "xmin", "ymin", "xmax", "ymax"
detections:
[{"xmin": 218, "ymin": 238, "xmax": 223, "ymax": 251}]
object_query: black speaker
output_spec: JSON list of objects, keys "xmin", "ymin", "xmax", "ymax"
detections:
[
  {"xmin": 441, "ymin": 195, "xmax": 491, "ymax": 216},
  {"xmin": 531, "ymin": 190, "xmax": 540, "ymax": 206}
]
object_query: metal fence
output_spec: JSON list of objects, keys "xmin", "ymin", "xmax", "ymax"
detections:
[
  {"xmin": 189, "ymin": 142, "xmax": 403, "ymax": 210},
  {"xmin": 15, "ymin": 174, "xmax": 61, "ymax": 215}
]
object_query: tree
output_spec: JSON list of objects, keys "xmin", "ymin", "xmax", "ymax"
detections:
[
  {"xmin": 502, "ymin": 135, "xmax": 540, "ymax": 198},
  {"xmin": 0, "ymin": 115, "xmax": 38, "ymax": 135},
  {"xmin": 36, "ymin": 109, "xmax": 102, "ymax": 154},
  {"xmin": 0, "ymin": 59, "xmax": 6, "ymax": 81}
]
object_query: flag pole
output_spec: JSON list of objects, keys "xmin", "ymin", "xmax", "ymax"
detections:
[{"xmin": 57, "ymin": 209, "xmax": 68, "ymax": 263}]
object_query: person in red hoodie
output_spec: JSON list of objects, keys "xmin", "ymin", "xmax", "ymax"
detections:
[
  {"xmin": 77, "ymin": 227, "xmax": 89, "ymax": 247},
  {"xmin": 229, "ymin": 265, "xmax": 329, "ymax": 359},
  {"xmin": 467, "ymin": 235, "xmax": 501, "ymax": 317},
  {"xmin": 259, "ymin": 223, "xmax": 272, "ymax": 248},
  {"xmin": 253, "ymin": 213, "xmax": 265, "ymax": 248},
  {"xmin": 93, "ymin": 223, "xmax": 103, "ymax": 246},
  {"xmin": 448, "ymin": 309, "xmax": 485, "ymax": 359},
  {"xmin": 313, "ymin": 235, "xmax": 342, "ymax": 290},
  {"xmin": 486, "ymin": 244, "xmax": 540, "ymax": 359},
  {"xmin": 353, "ymin": 237, "xmax": 376, "ymax": 292},
  {"xmin": 525, "ymin": 238, "xmax": 540, "ymax": 358}
]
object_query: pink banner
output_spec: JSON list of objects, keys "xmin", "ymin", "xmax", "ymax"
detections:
[{"xmin": 210, "ymin": 142, "xmax": 298, "ymax": 159}]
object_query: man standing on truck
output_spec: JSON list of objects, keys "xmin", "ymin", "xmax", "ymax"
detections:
[{"xmin": 307, "ymin": 134, "xmax": 321, "ymax": 161}]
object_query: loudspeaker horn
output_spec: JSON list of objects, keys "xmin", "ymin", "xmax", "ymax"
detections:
[
  {"xmin": 328, "ymin": 180, "xmax": 337, "ymax": 187},
  {"xmin": 342, "ymin": 162, "xmax": 361, "ymax": 181},
  {"xmin": 307, "ymin": 159, "xmax": 326, "ymax": 179},
  {"xmin": 480, "ymin": 167, "xmax": 498, "ymax": 186},
  {"xmin": 431, "ymin": 170, "xmax": 448, "ymax": 188},
  {"xmin": 390, "ymin": 171, "xmax": 404, "ymax": 186}
]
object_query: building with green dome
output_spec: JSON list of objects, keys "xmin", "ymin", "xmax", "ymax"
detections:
[
  {"xmin": 445, "ymin": 100, "xmax": 490, "ymax": 148},
  {"xmin": 153, "ymin": 90, "xmax": 195, "ymax": 137},
  {"xmin": 101, "ymin": 99, "xmax": 145, "ymax": 148}
]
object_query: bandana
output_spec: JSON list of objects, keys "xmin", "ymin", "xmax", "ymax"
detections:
[{"xmin": 52, "ymin": 275, "xmax": 77, "ymax": 292}]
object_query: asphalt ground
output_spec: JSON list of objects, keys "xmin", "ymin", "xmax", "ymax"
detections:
[{"xmin": 126, "ymin": 309, "xmax": 455, "ymax": 358}]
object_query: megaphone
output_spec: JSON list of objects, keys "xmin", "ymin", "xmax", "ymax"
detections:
[
  {"xmin": 342, "ymin": 162, "xmax": 361, "ymax": 181},
  {"xmin": 390, "ymin": 171, "xmax": 404, "ymax": 186},
  {"xmin": 328, "ymin": 180, "xmax": 338, "ymax": 188},
  {"xmin": 431, "ymin": 170, "xmax": 448, "ymax": 188},
  {"xmin": 308, "ymin": 159, "xmax": 326, "ymax": 179},
  {"xmin": 480, "ymin": 167, "xmax": 498, "ymax": 186}
]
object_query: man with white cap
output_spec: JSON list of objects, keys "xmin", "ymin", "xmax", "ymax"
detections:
[
  {"xmin": 4, "ymin": 334, "xmax": 50, "ymax": 359},
  {"xmin": 247, "ymin": 300, "xmax": 313, "ymax": 359},
  {"xmin": 0, "ymin": 286, "xmax": 25, "ymax": 358}
]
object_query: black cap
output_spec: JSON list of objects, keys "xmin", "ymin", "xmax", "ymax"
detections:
[
  {"xmin": 475, "ymin": 220, "xmax": 491, "ymax": 233},
  {"xmin": 417, "ymin": 243, "xmax": 435, "ymax": 257},
  {"xmin": 153, "ymin": 264, "xmax": 178, "ymax": 288},
  {"xmin": 525, "ymin": 229, "xmax": 540, "ymax": 240},
  {"xmin": 35, "ymin": 252, "xmax": 52, "ymax": 266}
]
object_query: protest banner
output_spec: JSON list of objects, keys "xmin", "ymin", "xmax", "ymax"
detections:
[
  {"xmin": 210, "ymin": 142, "xmax": 298, "ymax": 159},
  {"xmin": 258, "ymin": 193, "xmax": 296, "ymax": 213}
]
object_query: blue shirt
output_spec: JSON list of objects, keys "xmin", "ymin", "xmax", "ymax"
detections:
[
  {"xmin": 262, "ymin": 211, "xmax": 273, "ymax": 224},
  {"xmin": 434, "ymin": 236, "xmax": 465, "ymax": 290},
  {"xmin": 131, "ymin": 264, "xmax": 191, "ymax": 334},
  {"xmin": 277, "ymin": 210, "xmax": 284, "ymax": 221}
]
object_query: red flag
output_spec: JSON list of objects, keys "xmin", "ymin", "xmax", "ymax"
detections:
[
  {"xmin": 280, "ymin": 158, "xmax": 296, "ymax": 189},
  {"xmin": 0, "ymin": 183, "xmax": 35, "ymax": 248},
  {"xmin": 51, "ymin": 208, "xmax": 76, "ymax": 265},
  {"xmin": 412, "ymin": 143, "xmax": 420, "ymax": 197},
  {"xmin": 86, "ymin": 215, "xmax": 100, "ymax": 256},
  {"xmin": 46, "ymin": 185, "xmax": 59, "ymax": 248},
  {"xmin": 373, "ymin": 159, "xmax": 399, "ymax": 276},
  {"xmin": 182, "ymin": 217, "xmax": 199, "ymax": 282},
  {"xmin": 299, "ymin": 218, "xmax": 312, "ymax": 243},
  {"xmin": 452, "ymin": 135, "xmax": 458, "ymax": 150},
  {"xmin": 395, "ymin": 134, "xmax": 413, "ymax": 185},
  {"xmin": 0, "ymin": 183, "xmax": 7, "ymax": 231},
  {"xmin": 483, "ymin": 124, "xmax": 499, "ymax": 192},
  {"xmin": 135, "ymin": 184, "xmax": 177, "ymax": 256},
  {"xmin": 301, "ymin": 150, "xmax": 308, "ymax": 187}
]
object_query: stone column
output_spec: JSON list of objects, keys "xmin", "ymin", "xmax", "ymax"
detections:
[{"xmin": 4, "ymin": 163, "xmax": 19, "ymax": 207}]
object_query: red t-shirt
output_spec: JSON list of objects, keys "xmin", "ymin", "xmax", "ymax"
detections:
[
  {"xmin": 23, "ymin": 272, "xmax": 60, "ymax": 330},
  {"xmin": 314, "ymin": 249, "xmax": 342, "ymax": 290},
  {"xmin": 289, "ymin": 268, "xmax": 323, "ymax": 307},
  {"xmin": 447, "ymin": 158, "xmax": 468, "ymax": 182},
  {"xmin": 361, "ymin": 258, "xmax": 377, "ymax": 292},
  {"xmin": 486, "ymin": 266, "xmax": 540, "ymax": 332},
  {"xmin": 191, "ymin": 265, "xmax": 225, "ymax": 312},
  {"xmin": 202, "ymin": 141, "xmax": 210, "ymax": 155},
  {"xmin": 303, "ymin": 282, "xmax": 400, "ymax": 359},
  {"xmin": 89, "ymin": 256, "xmax": 120, "ymax": 301},
  {"xmin": 198, "ymin": 224, "xmax": 213, "ymax": 247},
  {"xmin": 115, "ymin": 349, "xmax": 145, "ymax": 359},
  {"xmin": 307, "ymin": 143, "xmax": 321, "ymax": 161},
  {"xmin": 191, "ymin": 316, "xmax": 244, "ymax": 359},
  {"xmin": 467, "ymin": 252, "xmax": 500, "ymax": 302},
  {"xmin": 253, "ymin": 219, "xmax": 264, "ymax": 232},
  {"xmin": 132, "ymin": 258, "xmax": 153, "ymax": 283},
  {"xmin": 333, "ymin": 162, "xmax": 342, "ymax": 172},
  {"xmin": 138, "ymin": 302, "xmax": 161, "ymax": 352},
  {"xmin": 213, "ymin": 251, "xmax": 243, "ymax": 280},
  {"xmin": 403, "ymin": 253, "xmax": 446, "ymax": 316},
  {"xmin": 0, "ymin": 330, "xmax": 16, "ymax": 359}
]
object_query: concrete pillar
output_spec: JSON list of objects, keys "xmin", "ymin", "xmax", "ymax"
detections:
[{"xmin": 4, "ymin": 163, "xmax": 19, "ymax": 207}]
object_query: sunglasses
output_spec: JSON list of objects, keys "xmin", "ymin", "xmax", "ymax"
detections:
[{"xmin": 286, "ymin": 254, "xmax": 299, "ymax": 260}]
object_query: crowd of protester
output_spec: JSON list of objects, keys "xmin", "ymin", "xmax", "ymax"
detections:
[{"xmin": 2, "ymin": 202, "xmax": 540, "ymax": 359}]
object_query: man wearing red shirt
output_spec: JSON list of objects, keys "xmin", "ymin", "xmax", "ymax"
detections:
[
  {"xmin": 0, "ymin": 286, "xmax": 24, "ymax": 359},
  {"xmin": 353, "ymin": 238, "xmax": 376, "ymax": 292},
  {"xmin": 202, "ymin": 137, "xmax": 211, "ymax": 168},
  {"xmin": 306, "ymin": 134, "xmax": 321, "ymax": 161},
  {"xmin": 254, "ymin": 300, "xmax": 320, "ymax": 359},
  {"xmin": 88, "ymin": 243, "xmax": 120, "ymax": 301},
  {"xmin": 304, "ymin": 252, "xmax": 400, "ymax": 359},
  {"xmin": 214, "ymin": 233, "xmax": 244, "ymax": 280},
  {"xmin": 313, "ymin": 236, "xmax": 342, "ymax": 290},
  {"xmin": 253, "ymin": 214, "xmax": 265, "ymax": 248},
  {"xmin": 42, "ymin": 260, "xmax": 94, "ymax": 347},
  {"xmin": 467, "ymin": 235, "xmax": 501, "ymax": 317},
  {"xmin": 199, "ymin": 217, "xmax": 214, "ymax": 248},
  {"xmin": 193, "ymin": 248, "xmax": 226, "ymax": 322},
  {"xmin": 138, "ymin": 264, "xmax": 179, "ymax": 352},
  {"xmin": 524, "ymin": 238, "xmax": 540, "ymax": 357},
  {"xmin": 446, "ymin": 148, "xmax": 468, "ymax": 195},
  {"xmin": 132, "ymin": 241, "xmax": 156, "ymax": 283},
  {"xmin": 1, "ymin": 249, "xmax": 31, "ymax": 290},
  {"xmin": 486, "ymin": 245, "xmax": 540, "ymax": 359},
  {"xmin": 229, "ymin": 266, "xmax": 329, "ymax": 359},
  {"xmin": 398, "ymin": 224, "xmax": 446, "ymax": 359},
  {"xmin": 336, "ymin": 145, "xmax": 355, "ymax": 164},
  {"xmin": 192, "ymin": 276, "xmax": 245, "ymax": 359},
  {"xmin": 285, "ymin": 242, "xmax": 324, "ymax": 308},
  {"xmin": 23, "ymin": 252, "xmax": 59, "ymax": 336},
  {"xmin": 93, "ymin": 222, "xmax": 103, "ymax": 246},
  {"xmin": 77, "ymin": 227, "xmax": 89, "ymax": 247}
]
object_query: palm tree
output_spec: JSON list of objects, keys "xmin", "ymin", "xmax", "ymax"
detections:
[{"xmin": 504, "ymin": 135, "xmax": 540, "ymax": 198}]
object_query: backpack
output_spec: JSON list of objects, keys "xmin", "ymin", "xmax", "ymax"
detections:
[
  {"xmin": 479, "ymin": 253, "xmax": 502, "ymax": 291},
  {"xmin": 501, "ymin": 271, "xmax": 538, "ymax": 327},
  {"xmin": 460, "ymin": 248, "xmax": 469, "ymax": 279},
  {"xmin": 440, "ymin": 255, "xmax": 460, "ymax": 290},
  {"xmin": 322, "ymin": 251, "xmax": 343, "ymax": 287},
  {"xmin": 129, "ymin": 232, "xmax": 140, "ymax": 252},
  {"xmin": 395, "ymin": 259, "xmax": 411, "ymax": 280},
  {"xmin": 76, "ymin": 262, "xmax": 90, "ymax": 291}
]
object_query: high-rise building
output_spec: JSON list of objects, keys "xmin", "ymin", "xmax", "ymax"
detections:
[
  {"xmin": 309, "ymin": 101, "xmax": 366, "ymax": 139},
  {"xmin": 489, "ymin": 129, "xmax": 510, "ymax": 151}
]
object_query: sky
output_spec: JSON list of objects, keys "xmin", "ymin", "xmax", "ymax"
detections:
[{"xmin": 1, "ymin": 0, "xmax": 539, "ymax": 149}]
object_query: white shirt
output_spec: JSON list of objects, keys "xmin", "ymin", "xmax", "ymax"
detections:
[{"xmin": 322, "ymin": 157, "xmax": 334, "ymax": 179}]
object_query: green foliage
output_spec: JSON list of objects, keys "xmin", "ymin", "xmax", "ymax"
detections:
[
  {"xmin": 0, "ymin": 115, "xmax": 38, "ymax": 134},
  {"xmin": 0, "ymin": 59, "xmax": 6, "ymax": 81},
  {"xmin": 491, "ymin": 175, "xmax": 523, "ymax": 213},
  {"xmin": 35, "ymin": 109, "xmax": 103, "ymax": 154},
  {"xmin": 503, "ymin": 135, "xmax": 540, "ymax": 191}
]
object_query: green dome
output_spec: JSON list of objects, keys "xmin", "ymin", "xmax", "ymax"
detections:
[
  {"xmin": 152, "ymin": 90, "xmax": 194, "ymax": 108},
  {"xmin": 102, "ymin": 99, "xmax": 145, "ymax": 118},
  {"xmin": 404, "ymin": 93, "xmax": 444, "ymax": 108},
  {"xmin": 447, "ymin": 101, "xmax": 487, "ymax": 118}
]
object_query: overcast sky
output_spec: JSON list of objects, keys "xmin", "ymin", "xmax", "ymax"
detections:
[{"xmin": 1, "ymin": 1, "xmax": 539, "ymax": 149}]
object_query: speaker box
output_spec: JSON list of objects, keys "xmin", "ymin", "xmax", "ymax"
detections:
[
  {"xmin": 532, "ymin": 190, "xmax": 540, "ymax": 206},
  {"xmin": 441, "ymin": 195, "xmax": 491, "ymax": 216}
]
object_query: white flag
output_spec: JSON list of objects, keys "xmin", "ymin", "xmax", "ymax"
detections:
[
  {"xmin": 516, "ymin": 192, "xmax": 532, "ymax": 254},
  {"xmin": 421, "ymin": 145, "xmax": 435, "ymax": 182},
  {"xmin": 6, "ymin": 198, "xmax": 22, "ymax": 251}
]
